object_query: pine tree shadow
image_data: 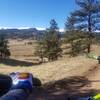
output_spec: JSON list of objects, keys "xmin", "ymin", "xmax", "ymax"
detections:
[
  {"xmin": 28, "ymin": 76, "xmax": 100, "ymax": 100},
  {"xmin": 0, "ymin": 58, "xmax": 41, "ymax": 67}
]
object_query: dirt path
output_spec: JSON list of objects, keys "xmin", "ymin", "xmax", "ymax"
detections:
[
  {"xmin": 86, "ymin": 64, "xmax": 100, "ymax": 90},
  {"xmin": 28, "ymin": 64, "xmax": 100, "ymax": 100}
]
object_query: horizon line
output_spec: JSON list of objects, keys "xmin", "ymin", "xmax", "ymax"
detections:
[{"xmin": 0, "ymin": 27, "xmax": 64, "ymax": 32}]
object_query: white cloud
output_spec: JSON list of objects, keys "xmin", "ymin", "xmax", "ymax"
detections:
[
  {"xmin": 36, "ymin": 27, "xmax": 64, "ymax": 32},
  {"xmin": 0, "ymin": 27, "xmax": 15, "ymax": 29},
  {"xmin": 95, "ymin": 30, "xmax": 100, "ymax": 33},
  {"xmin": 59, "ymin": 28, "xmax": 64, "ymax": 32},
  {"xmin": 18, "ymin": 27, "xmax": 30, "ymax": 29},
  {"xmin": 0, "ymin": 27, "xmax": 31, "ymax": 29},
  {"xmin": 36, "ymin": 27, "xmax": 46, "ymax": 30}
]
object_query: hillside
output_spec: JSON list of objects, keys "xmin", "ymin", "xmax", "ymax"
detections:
[
  {"xmin": 0, "ymin": 39, "xmax": 100, "ymax": 84},
  {"xmin": 0, "ymin": 51, "xmax": 100, "ymax": 100},
  {"xmin": 28, "ymin": 64, "xmax": 100, "ymax": 100},
  {"xmin": 0, "ymin": 55, "xmax": 98, "ymax": 83},
  {"xmin": 0, "ymin": 39, "xmax": 100, "ymax": 100},
  {"xmin": 0, "ymin": 28, "xmax": 45, "ymax": 40},
  {"xmin": 0, "ymin": 28, "xmax": 63, "ymax": 40}
]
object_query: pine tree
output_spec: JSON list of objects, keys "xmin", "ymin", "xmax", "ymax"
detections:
[
  {"xmin": 0, "ymin": 34, "xmax": 10, "ymax": 60},
  {"xmin": 64, "ymin": 30, "xmax": 88, "ymax": 56},
  {"xmin": 43, "ymin": 19, "xmax": 62, "ymax": 61},
  {"xmin": 65, "ymin": 0, "xmax": 100, "ymax": 54},
  {"xmin": 34, "ymin": 19, "xmax": 62, "ymax": 61},
  {"xmin": 34, "ymin": 40, "xmax": 44, "ymax": 63}
]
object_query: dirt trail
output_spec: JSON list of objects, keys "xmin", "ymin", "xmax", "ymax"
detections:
[
  {"xmin": 28, "ymin": 64, "xmax": 100, "ymax": 100},
  {"xmin": 86, "ymin": 64, "xmax": 100, "ymax": 90}
]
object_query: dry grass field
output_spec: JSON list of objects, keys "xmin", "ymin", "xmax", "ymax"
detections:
[
  {"xmin": 0, "ymin": 39, "xmax": 100, "ymax": 100},
  {"xmin": 8, "ymin": 39, "xmax": 37, "ymax": 60},
  {"xmin": 0, "ymin": 56, "xmax": 98, "ymax": 83},
  {"xmin": 0, "ymin": 39, "xmax": 100, "ymax": 84}
]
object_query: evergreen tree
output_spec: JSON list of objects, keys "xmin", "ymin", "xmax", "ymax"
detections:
[
  {"xmin": 34, "ymin": 40, "xmax": 44, "ymax": 62},
  {"xmin": 64, "ymin": 30, "xmax": 88, "ymax": 56},
  {"xmin": 34, "ymin": 19, "xmax": 62, "ymax": 61},
  {"xmin": 65, "ymin": 0, "xmax": 100, "ymax": 54},
  {"xmin": 0, "ymin": 34, "xmax": 10, "ymax": 60},
  {"xmin": 43, "ymin": 19, "xmax": 62, "ymax": 61}
]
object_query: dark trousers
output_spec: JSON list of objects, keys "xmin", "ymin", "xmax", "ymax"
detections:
[{"xmin": 98, "ymin": 60, "xmax": 100, "ymax": 64}]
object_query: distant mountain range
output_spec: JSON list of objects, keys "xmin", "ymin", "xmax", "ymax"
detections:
[
  {"xmin": 0, "ymin": 28, "xmax": 99, "ymax": 40},
  {"xmin": 0, "ymin": 28, "xmax": 46, "ymax": 40},
  {"xmin": 0, "ymin": 28, "xmax": 64, "ymax": 40}
]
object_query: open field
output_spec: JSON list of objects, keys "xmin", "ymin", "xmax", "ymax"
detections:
[
  {"xmin": 0, "ymin": 55, "xmax": 98, "ymax": 84},
  {"xmin": 8, "ymin": 39, "xmax": 38, "ymax": 60},
  {"xmin": 0, "ymin": 39, "xmax": 100, "ymax": 84},
  {"xmin": 0, "ymin": 39, "xmax": 100, "ymax": 99},
  {"xmin": 0, "ymin": 54, "xmax": 100, "ymax": 100}
]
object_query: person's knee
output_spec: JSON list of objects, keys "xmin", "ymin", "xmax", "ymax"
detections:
[{"xmin": 67, "ymin": 97, "xmax": 71, "ymax": 100}]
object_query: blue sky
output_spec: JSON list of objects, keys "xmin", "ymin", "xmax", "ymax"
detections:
[{"xmin": 0, "ymin": 0, "xmax": 77, "ymax": 30}]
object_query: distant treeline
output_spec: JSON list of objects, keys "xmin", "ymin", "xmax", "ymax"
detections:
[{"xmin": 0, "ymin": 28, "xmax": 63, "ymax": 40}]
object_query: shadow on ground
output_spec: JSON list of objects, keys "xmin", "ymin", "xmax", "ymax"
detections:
[
  {"xmin": 0, "ymin": 58, "xmax": 41, "ymax": 67},
  {"xmin": 28, "ymin": 76, "xmax": 100, "ymax": 100}
]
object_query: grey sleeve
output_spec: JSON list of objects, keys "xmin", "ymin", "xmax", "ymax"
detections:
[{"xmin": 0, "ymin": 89, "xmax": 28, "ymax": 100}]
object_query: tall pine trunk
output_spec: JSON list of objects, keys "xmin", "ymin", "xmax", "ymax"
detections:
[
  {"xmin": 87, "ymin": 43, "xmax": 91, "ymax": 53},
  {"xmin": 87, "ymin": 13, "xmax": 92, "ymax": 53}
]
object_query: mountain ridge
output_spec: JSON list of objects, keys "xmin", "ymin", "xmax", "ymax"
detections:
[{"xmin": 0, "ymin": 28, "xmax": 45, "ymax": 40}]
